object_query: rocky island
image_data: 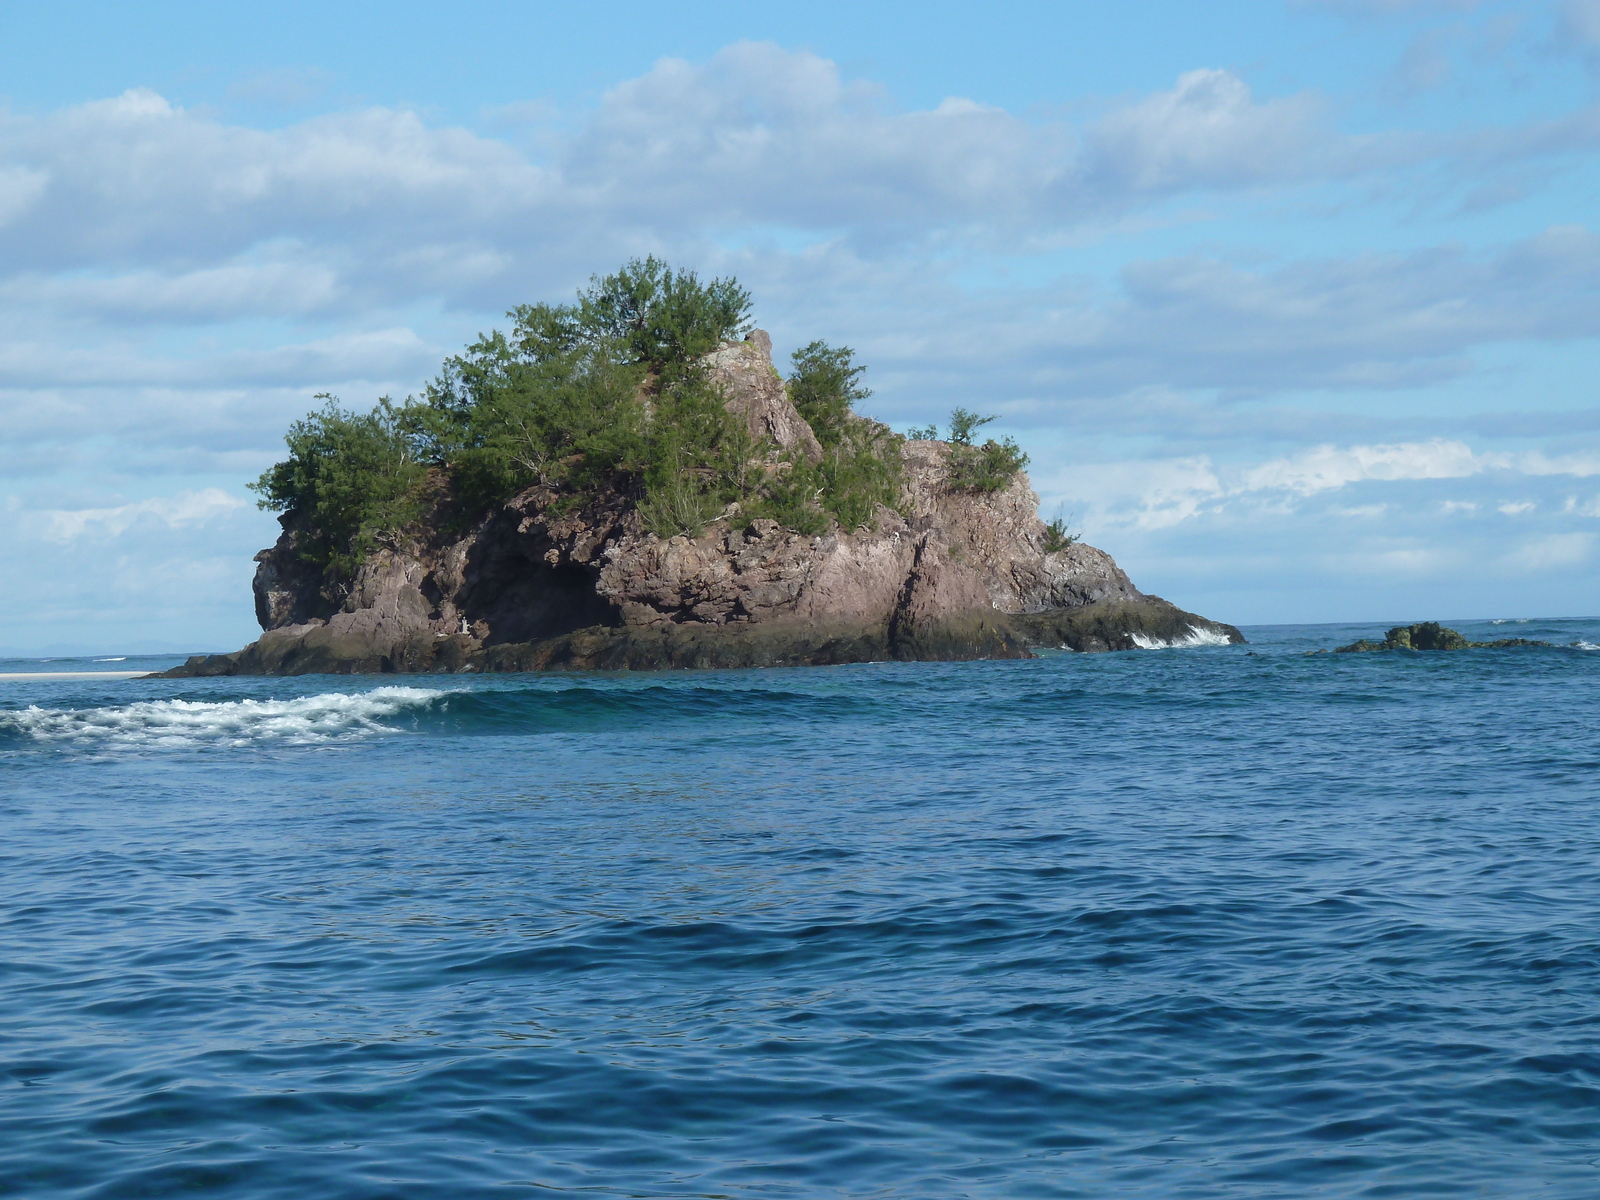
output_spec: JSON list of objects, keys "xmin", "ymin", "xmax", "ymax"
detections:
[{"xmin": 164, "ymin": 260, "xmax": 1240, "ymax": 678}]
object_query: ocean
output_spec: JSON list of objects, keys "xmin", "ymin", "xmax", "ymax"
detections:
[{"xmin": 3, "ymin": 618, "xmax": 1599, "ymax": 1198}]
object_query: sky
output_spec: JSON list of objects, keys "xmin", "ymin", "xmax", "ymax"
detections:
[{"xmin": 2, "ymin": 0, "xmax": 1599, "ymax": 653}]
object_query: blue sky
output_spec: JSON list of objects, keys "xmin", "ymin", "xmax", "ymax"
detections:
[{"xmin": 2, "ymin": 0, "xmax": 1598, "ymax": 652}]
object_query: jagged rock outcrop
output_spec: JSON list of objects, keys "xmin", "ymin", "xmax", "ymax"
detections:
[
  {"xmin": 165, "ymin": 331, "xmax": 1242, "ymax": 677},
  {"xmin": 706, "ymin": 330, "xmax": 823, "ymax": 463}
]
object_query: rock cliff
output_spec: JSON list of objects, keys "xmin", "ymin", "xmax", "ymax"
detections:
[{"xmin": 165, "ymin": 332, "xmax": 1241, "ymax": 677}]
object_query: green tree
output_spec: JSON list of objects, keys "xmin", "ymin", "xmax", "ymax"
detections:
[
  {"xmin": 249, "ymin": 395, "xmax": 428, "ymax": 578},
  {"xmin": 572, "ymin": 256, "xmax": 752, "ymax": 377},
  {"xmin": 946, "ymin": 406, "xmax": 994, "ymax": 446},
  {"xmin": 788, "ymin": 341, "xmax": 871, "ymax": 448},
  {"xmin": 400, "ymin": 258, "xmax": 754, "ymax": 529},
  {"xmin": 253, "ymin": 262, "xmax": 1009, "ymax": 564}
]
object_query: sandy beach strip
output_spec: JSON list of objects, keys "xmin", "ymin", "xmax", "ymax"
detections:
[{"xmin": 0, "ymin": 671, "xmax": 152, "ymax": 682}]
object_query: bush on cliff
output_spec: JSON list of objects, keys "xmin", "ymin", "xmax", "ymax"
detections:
[
  {"xmin": 1042, "ymin": 511, "xmax": 1080, "ymax": 554},
  {"xmin": 750, "ymin": 342, "xmax": 903, "ymax": 532},
  {"xmin": 906, "ymin": 408, "xmax": 1029, "ymax": 493},
  {"xmin": 249, "ymin": 396, "xmax": 428, "ymax": 578},
  {"xmin": 946, "ymin": 406, "xmax": 1029, "ymax": 493}
]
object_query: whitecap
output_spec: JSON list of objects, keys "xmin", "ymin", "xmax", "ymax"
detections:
[
  {"xmin": 92, "ymin": 657, "xmax": 127, "ymax": 662},
  {"xmin": 1571, "ymin": 640, "xmax": 1600, "ymax": 652},
  {"xmin": 0, "ymin": 686, "xmax": 448, "ymax": 749},
  {"xmin": 1130, "ymin": 626, "xmax": 1234, "ymax": 650}
]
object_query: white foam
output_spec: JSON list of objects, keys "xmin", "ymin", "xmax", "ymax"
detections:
[
  {"xmin": 93, "ymin": 657, "xmax": 127, "ymax": 662},
  {"xmin": 1572, "ymin": 640, "xmax": 1599, "ymax": 651},
  {"xmin": 0, "ymin": 686, "xmax": 447, "ymax": 749},
  {"xmin": 1130, "ymin": 625, "xmax": 1234, "ymax": 650}
]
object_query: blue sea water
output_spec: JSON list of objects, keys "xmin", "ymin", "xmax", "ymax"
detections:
[{"xmin": 3, "ymin": 618, "xmax": 1600, "ymax": 1199}]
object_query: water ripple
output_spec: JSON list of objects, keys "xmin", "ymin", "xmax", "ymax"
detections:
[{"xmin": 3, "ymin": 619, "xmax": 1600, "ymax": 1196}]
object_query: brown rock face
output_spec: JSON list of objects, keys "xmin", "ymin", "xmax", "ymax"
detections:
[
  {"xmin": 168, "ymin": 331, "xmax": 1241, "ymax": 677},
  {"xmin": 704, "ymin": 331, "xmax": 824, "ymax": 463}
]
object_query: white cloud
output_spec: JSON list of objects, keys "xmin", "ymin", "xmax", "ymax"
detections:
[
  {"xmin": 0, "ymin": 89, "xmax": 548, "ymax": 279},
  {"xmin": 0, "ymin": 165, "xmax": 48, "ymax": 229},
  {"xmin": 0, "ymin": 53, "xmax": 1594, "ymax": 426},
  {"xmin": 1331, "ymin": 503, "xmax": 1390, "ymax": 516},
  {"xmin": 1490, "ymin": 448, "xmax": 1600, "ymax": 477},
  {"xmin": 34, "ymin": 488, "xmax": 247, "ymax": 541},
  {"xmin": 1242, "ymin": 440, "xmax": 1479, "ymax": 494},
  {"xmin": 1077, "ymin": 69, "xmax": 1338, "ymax": 195},
  {"xmin": 1347, "ymin": 545, "xmax": 1467, "ymax": 577},
  {"xmin": 0, "ymin": 260, "xmax": 345, "ymax": 322},
  {"xmin": 0, "ymin": 50, "xmax": 1429, "ymax": 298},
  {"xmin": 837, "ymin": 225, "xmax": 1600, "ymax": 414},
  {"xmin": 0, "ymin": 326, "xmax": 434, "ymax": 392},
  {"xmin": 1043, "ymin": 439, "xmax": 1600, "ymax": 533},
  {"xmin": 1504, "ymin": 531, "xmax": 1595, "ymax": 570}
]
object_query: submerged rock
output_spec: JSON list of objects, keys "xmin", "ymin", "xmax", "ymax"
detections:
[
  {"xmin": 1335, "ymin": 621, "xmax": 1549, "ymax": 653},
  {"xmin": 162, "ymin": 332, "xmax": 1243, "ymax": 677}
]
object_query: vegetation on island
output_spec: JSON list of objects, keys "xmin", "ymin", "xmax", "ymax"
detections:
[
  {"xmin": 1041, "ymin": 511, "xmax": 1081, "ymax": 554},
  {"xmin": 251, "ymin": 258, "xmax": 1030, "ymax": 581},
  {"xmin": 906, "ymin": 406, "xmax": 1029, "ymax": 494}
]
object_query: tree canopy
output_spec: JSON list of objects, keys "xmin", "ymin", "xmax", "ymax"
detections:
[{"xmin": 251, "ymin": 258, "xmax": 1026, "ymax": 584}]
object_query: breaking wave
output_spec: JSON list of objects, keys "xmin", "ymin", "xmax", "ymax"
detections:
[
  {"xmin": 1130, "ymin": 625, "xmax": 1234, "ymax": 650},
  {"xmin": 0, "ymin": 686, "xmax": 448, "ymax": 749}
]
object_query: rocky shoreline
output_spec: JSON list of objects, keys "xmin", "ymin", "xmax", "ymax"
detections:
[{"xmin": 161, "ymin": 596, "xmax": 1240, "ymax": 677}]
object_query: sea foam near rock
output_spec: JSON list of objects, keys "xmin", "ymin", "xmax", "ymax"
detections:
[{"xmin": 1130, "ymin": 625, "xmax": 1236, "ymax": 649}]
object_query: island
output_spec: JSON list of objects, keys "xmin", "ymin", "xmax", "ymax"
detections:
[{"xmin": 162, "ymin": 260, "xmax": 1242, "ymax": 677}]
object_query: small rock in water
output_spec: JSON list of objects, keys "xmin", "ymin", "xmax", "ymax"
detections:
[{"xmin": 1335, "ymin": 621, "xmax": 1550, "ymax": 653}]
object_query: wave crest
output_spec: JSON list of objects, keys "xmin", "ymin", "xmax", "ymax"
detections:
[{"xmin": 0, "ymin": 686, "xmax": 448, "ymax": 749}]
